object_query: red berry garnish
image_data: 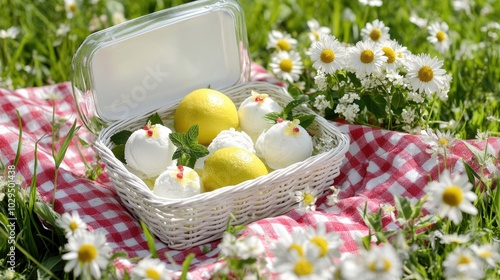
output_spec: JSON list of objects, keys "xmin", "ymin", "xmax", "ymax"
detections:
[
  {"xmin": 177, "ymin": 165, "xmax": 184, "ymax": 172},
  {"xmin": 142, "ymin": 125, "xmax": 149, "ymax": 130},
  {"xmin": 277, "ymin": 117, "xmax": 284, "ymax": 123},
  {"xmin": 293, "ymin": 127, "xmax": 300, "ymax": 133},
  {"xmin": 176, "ymin": 172, "xmax": 184, "ymax": 179},
  {"xmin": 255, "ymin": 96, "xmax": 263, "ymax": 102},
  {"xmin": 147, "ymin": 130, "xmax": 153, "ymax": 137}
]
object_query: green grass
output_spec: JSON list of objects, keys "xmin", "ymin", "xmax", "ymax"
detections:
[{"xmin": 1, "ymin": 0, "xmax": 499, "ymax": 138}]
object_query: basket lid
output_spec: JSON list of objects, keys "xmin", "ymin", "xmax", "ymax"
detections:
[{"xmin": 72, "ymin": 0, "xmax": 250, "ymax": 134}]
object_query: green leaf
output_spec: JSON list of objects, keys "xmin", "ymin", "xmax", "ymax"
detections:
[
  {"xmin": 394, "ymin": 195, "xmax": 412, "ymax": 222},
  {"xmin": 391, "ymin": 90, "xmax": 405, "ymax": 109},
  {"xmin": 283, "ymin": 94, "xmax": 309, "ymax": 116},
  {"xmin": 140, "ymin": 221, "xmax": 157, "ymax": 258},
  {"xmin": 112, "ymin": 144, "xmax": 126, "ymax": 164},
  {"xmin": 295, "ymin": 114, "xmax": 316, "ymax": 130},
  {"xmin": 14, "ymin": 110, "xmax": 23, "ymax": 167},
  {"xmin": 287, "ymin": 83, "xmax": 304, "ymax": 99},
  {"xmin": 180, "ymin": 253, "xmax": 195, "ymax": 280},
  {"xmin": 263, "ymin": 112, "xmax": 281, "ymax": 124},
  {"xmin": 147, "ymin": 112, "xmax": 164, "ymax": 126},
  {"xmin": 54, "ymin": 119, "xmax": 80, "ymax": 169},
  {"xmin": 37, "ymin": 256, "xmax": 64, "ymax": 279},
  {"xmin": 169, "ymin": 125, "xmax": 209, "ymax": 168},
  {"xmin": 110, "ymin": 130, "xmax": 133, "ymax": 145}
]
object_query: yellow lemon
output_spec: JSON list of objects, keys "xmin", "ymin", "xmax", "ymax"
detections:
[
  {"xmin": 174, "ymin": 88, "xmax": 239, "ymax": 146},
  {"xmin": 202, "ymin": 147, "xmax": 268, "ymax": 192}
]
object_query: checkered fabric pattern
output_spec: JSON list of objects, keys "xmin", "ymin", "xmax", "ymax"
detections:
[{"xmin": 1, "ymin": 63, "xmax": 499, "ymax": 279}]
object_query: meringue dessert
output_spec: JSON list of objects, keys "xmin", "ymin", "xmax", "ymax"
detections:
[
  {"xmin": 124, "ymin": 123, "xmax": 177, "ymax": 178},
  {"xmin": 255, "ymin": 119, "xmax": 313, "ymax": 170},
  {"xmin": 195, "ymin": 128, "xmax": 255, "ymax": 170},
  {"xmin": 153, "ymin": 165, "xmax": 201, "ymax": 199},
  {"xmin": 238, "ymin": 90, "xmax": 282, "ymax": 141}
]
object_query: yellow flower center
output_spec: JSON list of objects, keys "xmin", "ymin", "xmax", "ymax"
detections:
[
  {"xmin": 279, "ymin": 59, "xmax": 293, "ymax": 73},
  {"xmin": 313, "ymin": 31, "xmax": 320, "ymax": 41},
  {"xmin": 320, "ymin": 49, "xmax": 335, "ymax": 64},
  {"xmin": 360, "ymin": 50, "xmax": 375, "ymax": 64},
  {"xmin": 293, "ymin": 258, "xmax": 314, "ymax": 276},
  {"xmin": 303, "ymin": 193, "xmax": 315, "ymax": 205},
  {"xmin": 382, "ymin": 47, "xmax": 396, "ymax": 64},
  {"xmin": 479, "ymin": 251, "xmax": 492, "ymax": 258},
  {"xmin": 436, "ymin": 31, "xmax": 446, "ymax": 42},
  {"xmin": 78, "ymin": 244, "xmax": 98, "ymax": 263},
  {"xmin": 368, "ymin": 258, "xmax": 392, "ymax": 272},
  {"xmin": 418, "ymin": 66, "xmax": 434, "ymax": 82},
  {"xmin": 310, "ymin": 236, "xmax": 328, "ymax": 257},
  {"xmin": 370, "ymin": 28, "xmax": 382, "ymax": 41},
  {"xmin": 145, "ymin": 268, "xmax": 161, "ymax": 280},
  {"xmin": 277, "ymin": 39, "xmax": 291, "ymax": 51},
  {"xmin": 457, "ymin": 255, "xmax": 472, "ymax": 265},
  {"xmin": 438, "ymin": 137, "xmax": 449, "ymax": 147},
  {"xmin": 69, "ymin": 221, "xmax": 79, "ymax": 231},
  {"xmin": 442, "ymin": 185, "xmax": 463, "ymax": 207},
  {"xmin": 68, "ymin": 3, "xmax": 77, "ymax": 13},
  {"xmin": 289, "ymin": 243, "xmax": 304, "ymax": 257}
]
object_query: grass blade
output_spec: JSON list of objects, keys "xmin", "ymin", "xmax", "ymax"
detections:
[
  {"xmin": 140, "ymin": 221, "xmax": 157, "ymax": 258},
  {"xmin": 13, "ymin": 110, "xmax": 23, "ymax": 167}
]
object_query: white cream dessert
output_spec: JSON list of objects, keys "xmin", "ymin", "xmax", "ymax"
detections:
[
  {"xmin": 195, "ymin": 128, "xmax": 255, "ymax": 170},
  {"xmin": 238, "ymin": 90, "xmax": 282, "ymax": 141},
  {"xmin": 255, "ymin": 119, "xmax": 313, "ymax": 170},
  {"xmin": 124, "ymin": 123, "xmax": 177, "ymax": 178},
  {"xmin": 153, "ymin": 165, "xmax": 201, "ymax": 199}
]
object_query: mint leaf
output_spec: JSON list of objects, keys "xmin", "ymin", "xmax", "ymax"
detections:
[
  {"xmin": 263, "ymin": 95, "xmax": 316, "ymax": 129},
  {"xmin": 110, "ymin": 130, "xmax": 133, "ymax": 145},
  {"xmin": 112, "ymin": 144, "xmax": 126, "ymax": 164},
  {"xmin": 147, "ymin": 112, "xmax": 164, "ymax": 126},
  {"xmin": 169, "ymin": 124, "xmax": 209, "ymax": 168}
]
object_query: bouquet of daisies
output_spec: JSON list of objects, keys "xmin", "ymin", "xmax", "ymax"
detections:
[{"xmin": 266, "ymin": 19, "xmax": 452, "ymax": 134}]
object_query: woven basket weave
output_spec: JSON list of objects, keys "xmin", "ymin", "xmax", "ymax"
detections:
[{"xmin": 95, "ymin": 82, "xmax": 349, "ymax": 250}]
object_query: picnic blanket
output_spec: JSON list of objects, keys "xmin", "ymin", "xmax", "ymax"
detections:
[{"xmin": 1, "ymin": 63, "xmax": 499, "ymax": 279}]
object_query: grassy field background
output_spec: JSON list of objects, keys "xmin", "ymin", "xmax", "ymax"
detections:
[{"xmin": 1, "ymin": 0, "xmax": 499, "ymax": 138}]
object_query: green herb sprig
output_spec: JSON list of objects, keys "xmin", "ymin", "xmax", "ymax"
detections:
[
  {"xmin": 264, "ymin": 85, "xmax": 316, "ymax": 129},
  {"xmin": 169, "ymin": 125, "xmax": 209, "ymax": 169}
]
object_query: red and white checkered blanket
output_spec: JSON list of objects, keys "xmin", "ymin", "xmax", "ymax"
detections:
[{"xmin": 1, "ymin": 63, "xmax": 499, "ymax": 278}]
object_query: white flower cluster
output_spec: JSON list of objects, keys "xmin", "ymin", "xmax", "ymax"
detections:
[{"xmin": 267, "ymin": 18, "xmax": 453, "ymax": 133}]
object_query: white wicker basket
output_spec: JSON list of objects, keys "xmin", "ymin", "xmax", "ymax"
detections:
[{"xmin": 95, "ymin": 82, "xmax": 349, "ymax": 250}]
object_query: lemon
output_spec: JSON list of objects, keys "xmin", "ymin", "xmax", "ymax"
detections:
[
  {"xmin": 202, "ymin": 147, "xmax": 268, "ymax": 192},
  {"xmin": 174, "ymin": 88, "xmax": 239, "ymax": 146}
]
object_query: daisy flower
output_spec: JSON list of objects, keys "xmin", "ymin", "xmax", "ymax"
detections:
[
  {"xmin": 359, "ymin": 0, "xmax": 383, "ymax": 7},
  {"xmin": 0, "ymin": 26, "xmax": 20, "ymax": 39},
  {"xmin": 309, "ymin": 35, "xmax": 347, "ymax": 74},
  {"xmin": 439, "ymin": 233, "xmax": 471, "ymax": 244},
  {"xmin": 326, "ymin": 186, "xmax": 341, "ymax": 206},
  {"xmin": 348, "ymin": 40, "xmax": 385, "ymax": 77},
  {"xmin": 62, "ymin": 230, "xmax": 112, "ymax": 279},
  {"xmin": 267, "ymin": 30, "xmax": 297, "ymax": 51},
  {"xmin": 132, "ymin": 258, "xmax": 172, "ymax": 280},
  {"xmin": 64, "ymin": 0, "xmax": 78, "ymax": 19},
  {"xmin": 424, "ymin": 170, "xmax": 478, "ymax": 225},
  {"xmin": 357, "ymin": 243, "xmax": 403, "ymax": 280},
  {"xmin": 361, "ymin": 19, "xmax": 390, "ymax": 42},
  {"xmin": 307, "ymin": 19, "xmax": 331, "ymax": 42},
  {"xmin": 56, "ymin": 211, "xmax": 88, "ymax": 238},
  {"xmin": 409, "ymin": 12, "xmax": 428, "ymax": 28},
  {"xmin": 304, "ymin": 223, "xmax": 342, "ymax": 258},
  {"xmin": 378, "ymin": 39, "xmax": 408, "ymax": 71},
  {"xmin": 294, "ymin": 187, "xmax": 317, "ymax": 212},
  {"xmin": 272, "ymin": 242, "xmax": 330, "ymax": 280},
  {"xmin": 427, "ymin": 22, "xmax": 451, "ymax": 53},
  {"xmin": 421, "ymin": 128, "xmax": 456, "ymax": 158},
  {"xmin": 269, "ymin": 51, "xmax": 304, "ymax": 83},
  {"xmin": 470, "ymin": 243, "xmax": 500, "ymax": 268},
  {"xmin": 443, "ymin": 247, "xmax": 484, "ymax": 280},
  {"xmin": 405, "ymin": 53, "xmax": 447, "ymax": 96}
]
